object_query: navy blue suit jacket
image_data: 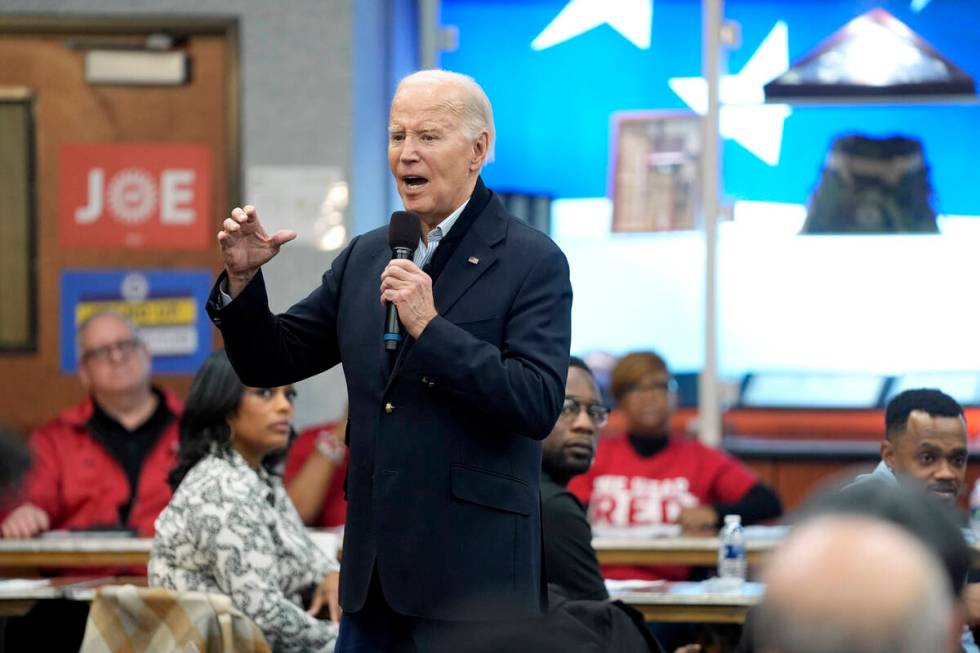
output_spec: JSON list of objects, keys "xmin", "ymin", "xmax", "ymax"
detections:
[{"xmin": 207, "ymin": 182, "xmax": 573, "ymax": 620}]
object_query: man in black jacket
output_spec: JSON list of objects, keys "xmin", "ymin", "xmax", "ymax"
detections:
[
  {"xmin": 541, "ymin": 357, "xmax": 609, "ymax": 601},
  {"xmin": 209, "ymin": 69, "xmax": 572, "ymax": 652}
]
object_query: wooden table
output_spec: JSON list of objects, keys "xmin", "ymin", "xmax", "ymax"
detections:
[
  {"xmin": 612, "ymin": 581, "xmax": 763, "ymax": 624},
  {"xmin": 593, "ymin": 535, "xmax": 778, "ymax": 567},
  {"xmin": 0, "ymin": 530, "xmax": 340, "ymax": 570},
  {"xmin": 1, "ymin": 530, "xmax": 974, "ymax": 573},
  {"xmin": 0, "ymin": 536, "xmax": 152, "ymax": 568}
]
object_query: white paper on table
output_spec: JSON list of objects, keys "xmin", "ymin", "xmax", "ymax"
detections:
[
  {"xmin": 605, "ymin": 579, "xmax": 668, "ymax": 593},
  {"xmin": 0, "ymin": 579, "xmax": 50, "ymax": 590}
]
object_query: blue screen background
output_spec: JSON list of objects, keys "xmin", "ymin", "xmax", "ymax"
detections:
[{"xmin": 442, "ymin": 0, "xmax": 980, "ymax": 214}]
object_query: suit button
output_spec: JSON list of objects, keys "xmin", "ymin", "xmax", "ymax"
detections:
[
  {"xmin": 384, "ymin": 402, "xmax": 394, "ymax": 414},
  {"xmin": 421, "ymin": 376, "xmax": 436, "ymax": 388}
]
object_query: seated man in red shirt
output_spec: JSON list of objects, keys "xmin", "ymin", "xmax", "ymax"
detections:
[
  {"xmin": 568, "ymin": 350, "xmax": 781, "ymax": 581},
  {"xmin": 0, "ymin": 311, "xmax": 180, "ymax": 540},
  {"xmin": 284, "ymin": 415, "xmax": 348, "ymax": 527}
]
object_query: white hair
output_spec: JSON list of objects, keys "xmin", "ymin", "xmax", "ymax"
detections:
[
  {"xmin": 395, "ymin": 69, "xmax": 496, "ymax": 163},
  {"xmin": 75, "ymin": 310, "xmax": 141, "ymax": 362}
]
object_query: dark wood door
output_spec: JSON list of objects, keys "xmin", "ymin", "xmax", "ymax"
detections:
[{"xmin": 0, "ymin": 17, "xmax": 239, "ymax": 433}]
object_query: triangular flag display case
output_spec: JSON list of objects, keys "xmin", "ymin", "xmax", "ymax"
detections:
[{"xmin": 764, "ymin": 8, "xmax": 976, "ymax": 101}]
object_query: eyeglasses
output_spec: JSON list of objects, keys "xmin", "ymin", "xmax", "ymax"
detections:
[
  {"xmin": 622, "ymin": 379, "xmax": 678, "ymax": 395},
  {"xmin": 560, "ymin": 398, "xmax": 609, "ymax": 427},
  {"xmin": 80, "ymin": 338, "xmax": 142, "ymax": 363},
  {"xmin": 245, "ymin": 387, "xmax": 298, "ymax": 404}
]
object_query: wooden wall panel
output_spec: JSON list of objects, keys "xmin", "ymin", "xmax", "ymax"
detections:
[{"xmin": 0, "ymin": 21, "xmax": 236, "ymax": 434}]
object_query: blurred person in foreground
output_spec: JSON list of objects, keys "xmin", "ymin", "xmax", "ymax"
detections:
[
  {"xmin": 569, "ymin": 350, "xmax": 781, "ymax": 581},
  {"xmin": 0, "ymin": 311, "xmax": 179, "ymax": 540},
  {"xmin": 755, "ymin": 513, "xmax": 959, "ymax": 653},
  {"xmin": 149, "ymin": 350, "xmax": 339, "ymax": 653},
  {"xmin": 738, "ymin": 475, "xmax": 974, "ymax": 653}
]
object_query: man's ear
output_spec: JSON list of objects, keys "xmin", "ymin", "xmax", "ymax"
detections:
[
  {"xmin": 470, "ymin": 132, "xmax": 489, "ymax": 170},
  {"xmin": 881, "ymin": 439, "xmax": 895, "ymax": 468}
]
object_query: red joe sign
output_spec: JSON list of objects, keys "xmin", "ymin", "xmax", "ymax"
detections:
[{"xmin": 59, "ymin": 143, "xmax": 212, "ymax": 249}]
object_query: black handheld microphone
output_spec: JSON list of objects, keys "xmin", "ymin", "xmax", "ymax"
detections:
[{"xmin": 384, "ymin": 211, "xmax": 422, "ymax": 351}]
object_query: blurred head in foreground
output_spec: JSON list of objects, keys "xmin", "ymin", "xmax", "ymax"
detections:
[{"xmin": 755, "ymin": 514, "xmax": 957, "ymax": 653}]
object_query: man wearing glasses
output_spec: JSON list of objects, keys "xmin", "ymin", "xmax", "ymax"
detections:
[
  {"xmin": 0, "ymin": 311, "xmax": 179, "ymax": 541},
  {"xmin": 540, "ymin": 357, "xmax": 610, "ymax": 602}
]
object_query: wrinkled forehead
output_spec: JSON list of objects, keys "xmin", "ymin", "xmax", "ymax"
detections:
[
  {"xmin": 903, "ymin": 410, "xmax": 967, "ymax": 447},
  {"xmin": 389, "ymin": 82, "xmax": 466, "ymax": 127}
]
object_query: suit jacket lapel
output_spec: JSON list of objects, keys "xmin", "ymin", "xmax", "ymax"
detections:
[{"xmin": 431, "ymin": 235, "xmax": 497, "ymax": 317}]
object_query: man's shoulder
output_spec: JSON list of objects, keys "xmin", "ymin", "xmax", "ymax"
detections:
[
  {"xmin": 333, "ymin": 226, "xmax": 388, "ymax": 267},
  {"xmin": 358, "ymin": 224, "xmax": 389, "ymax": 245},
  {"xmin": 481, "ymin": 193, "xmax": 565, "ymax": 257},
  {"xmin": 31, "ymin": 399, "xmax": 95, "ymax": 442},
  {"xmin": 541, "ymin": 482, "xmax": 588, "ymax": 519}
]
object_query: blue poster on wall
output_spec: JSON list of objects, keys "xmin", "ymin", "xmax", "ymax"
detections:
[
  {"xmin": 442, "ymin": 0, "xmax": 980, "ymax": 215},
  {"xmin": 61, "ymin": 269, "xmax": 213, "ymax": 374}
]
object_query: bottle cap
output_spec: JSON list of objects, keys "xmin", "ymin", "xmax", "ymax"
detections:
[{"xmin": 724, "ymin": 514, "xmax": 741, "ymax": 524}]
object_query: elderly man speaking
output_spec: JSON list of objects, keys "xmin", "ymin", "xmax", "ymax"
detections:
[{"xmin": 207, "ymin": 71, "xmax": 572, "ymax": 650}]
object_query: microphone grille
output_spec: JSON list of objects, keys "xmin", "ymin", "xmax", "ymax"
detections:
[{"xmin": 388, "ymin": 211, "xmax": 422, "ymax": 250}]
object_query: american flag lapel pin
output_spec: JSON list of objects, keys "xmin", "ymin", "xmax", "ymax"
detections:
[{"xmin": 467, "ymin": 256, "xmax": 480, "ymax": 265}]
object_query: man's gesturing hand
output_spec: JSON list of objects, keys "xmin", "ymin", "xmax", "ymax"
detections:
[
  {"xmin": 218, "ymin": 205, "xmax": 297, "ymax": 298},
  {"xmin": 380, "ymin": 259, "xmax": 437, "ymax": 339}
]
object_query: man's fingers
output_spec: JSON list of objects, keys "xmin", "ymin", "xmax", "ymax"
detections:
[
  {"xmin": 222, "ymin": 217, "xmax": 242, "ymax": 233},
  {"xmin": 381, "ymin": 264, "xmax": 427, "ymax": 286},
  {"xmin": 385, "ymin": 259, "xmax": 423, "ymax": 275},
  {"xmin": 4, "ymin": 518, "xmax": 30, "ymax": 539},
  {"xmin": 270, "ymin": 230, "xmax": 298, "ymax": 247},
  {"xmin": 230, "ymin": 205, "xmax": 259, "ymax": 224}
]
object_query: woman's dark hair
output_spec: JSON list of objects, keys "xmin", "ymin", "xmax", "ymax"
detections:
[{"xmin": 168, "ymin": 350, "xmax": 290, "ymax": 491}]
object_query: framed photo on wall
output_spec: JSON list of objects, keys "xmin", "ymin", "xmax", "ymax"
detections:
[{"xmin": 610, "ymin": 111, "xmax": 702, "ymax": 233}]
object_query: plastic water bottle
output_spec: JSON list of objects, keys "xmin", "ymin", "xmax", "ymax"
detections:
[
  {"xmin": 717, "ymin": 514, "xmax": 747, "ymax": 590},
  {"xmin": 970, "ymin": 480, "xmax": 980, "ymax": 540}
]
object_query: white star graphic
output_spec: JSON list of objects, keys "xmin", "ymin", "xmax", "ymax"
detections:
[
  {"xmin": 669, "ymin": 21, "xmax": 792, "ymax": 166},
  {"xmin": 531, "ymin": 0, "xmax": 653, "ymax": 51}
]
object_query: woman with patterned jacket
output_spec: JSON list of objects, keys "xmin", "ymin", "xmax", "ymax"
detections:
[{"xmin": 149, "ymin": 350, "xmax": 339, "ymax": 653}]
